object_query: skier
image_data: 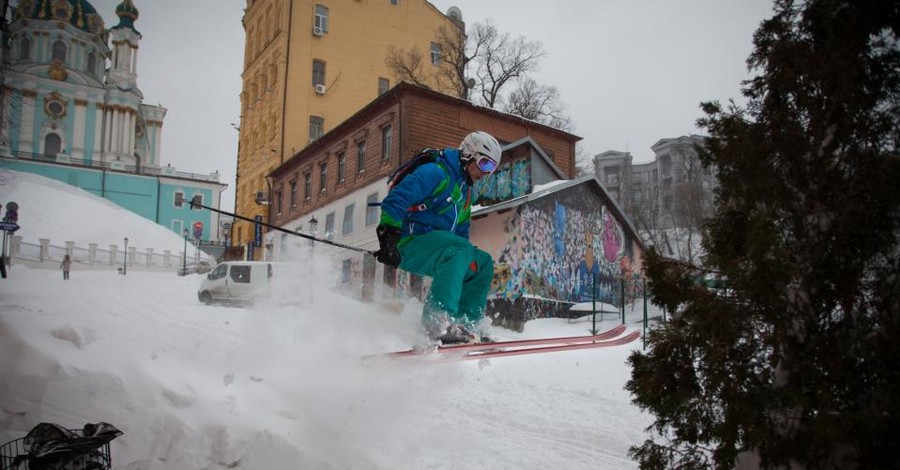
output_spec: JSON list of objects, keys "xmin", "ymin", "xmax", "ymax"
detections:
[{"xmin": 374, "ymin": 131, "xmax": 502, "ymax": 344}]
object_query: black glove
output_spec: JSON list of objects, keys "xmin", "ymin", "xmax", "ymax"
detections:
[{"xmin": 374, "ymin": 225, "xmax": 402, "ymax": 267}]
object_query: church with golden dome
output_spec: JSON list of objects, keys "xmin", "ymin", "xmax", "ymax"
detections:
[{"xmin": 0, "ymin": 0, "xmax": 225, "ymax": 245}]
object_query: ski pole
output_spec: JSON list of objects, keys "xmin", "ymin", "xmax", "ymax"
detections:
[{"xmin": 180, "ymin": 195, "xmax": 375, "ymax": 255}]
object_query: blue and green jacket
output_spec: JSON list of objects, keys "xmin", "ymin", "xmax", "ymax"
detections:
[{"xmin": 379, "ymin": 148, "xmax": 473, "ymax": 245}]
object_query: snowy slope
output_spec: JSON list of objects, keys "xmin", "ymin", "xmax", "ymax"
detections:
[
  {"xmin": 0, "ymin": 169, "xmax": 203, "ymax": 256},
  {"xmin": 0, "ymin": 170, "xmax": 653, "ymax": 469}
]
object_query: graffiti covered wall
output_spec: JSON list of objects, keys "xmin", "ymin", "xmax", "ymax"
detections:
[
  {"xmin": 474, "ymin": 160, "xmax": 531, "ymax": 205},
  {"xmin": 474, "ymin": 184, "xmax": 643, "ymax": 327}
]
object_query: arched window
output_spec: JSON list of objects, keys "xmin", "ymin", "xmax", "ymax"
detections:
[
  {"xmin": 52, "ymin": 40, "xmax": 67, "ymax": 62},
  {"xmin": 19, "ymin": 37, "xmax": 31, "ymax": 60},
  {"xmin": 87, "ymin": 52, "xmax": 96, "ymax": 75},
  {"xmin": 44, "ymin": 133, "xmax": 62, "ymax": 158}
]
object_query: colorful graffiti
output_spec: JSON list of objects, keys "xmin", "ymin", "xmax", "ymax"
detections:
[
  {"xmin": 475, "ymin": 160, "xmax": 531, "ymax": 205},
  {"xmin": 490, "ymin": 185, "xmax": 640, "ymax": 306}
]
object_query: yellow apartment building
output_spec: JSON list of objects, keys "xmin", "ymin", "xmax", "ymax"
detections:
[{"xmin": 235, "ymin": 0, "xmax": 462, "ymax": 258}]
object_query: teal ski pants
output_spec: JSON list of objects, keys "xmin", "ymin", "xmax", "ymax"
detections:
[{"xmin": 398, "ymin": 230, "xmax": 494, "ymax": 328}]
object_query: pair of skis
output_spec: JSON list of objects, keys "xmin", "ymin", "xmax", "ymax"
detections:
[{"xmin": 390, "ymin": 324, "xmax": 639, "ymax": 361}]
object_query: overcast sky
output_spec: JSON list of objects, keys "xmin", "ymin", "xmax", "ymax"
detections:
[{"xmin": 84, "ymin": 0, "xmax": 774, "ymax": 212}]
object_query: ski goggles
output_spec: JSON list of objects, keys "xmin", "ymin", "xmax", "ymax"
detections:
[{"xmin": 475, "ymin": 154, "xmax": 498, "ymax": 174}]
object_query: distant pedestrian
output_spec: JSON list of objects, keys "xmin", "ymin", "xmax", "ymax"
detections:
[{"xmin": 60, "ymin": 254, "xmax": 71, "ymax": 280}]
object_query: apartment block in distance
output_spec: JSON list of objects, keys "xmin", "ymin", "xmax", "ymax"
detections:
[
  {"xmin": 593, "ymin": 135, "xmax": 716, "ymax": 231},
  {"xmin": 236, "ymin": 0, "xmax": 462, "ymax": 259}
]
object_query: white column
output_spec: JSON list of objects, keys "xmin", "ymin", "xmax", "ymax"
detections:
[
  {"xmin": 104, "ymin": 107, "xmax": 114, "ymax": 159},
  {"xmin": 123, "ymin": 111, "xmax": 131, "ymax": 159},
  {"xmin": 93, "ymin": 104, "xmax": 103, "ymax": 162},
  {"xmin": 122, "ymin": 110, "xmax": 131, "ymax": 157},
  {"xmin": 154, "ymin": 122, "xmax": 164, "ymax": 164},
  {"xmin": 111, "ymin": 108, "xmax": 122, "ymax": 157},
  {"xmin": 19, "ymin": 91, "xmax": 36, "ymax": 154},
  {"xmin": 72, "ymin": 99, "xmax": 87, "ymax": 160},
  {"xmin": 126, "ymin": 110, "xmax": 135, "ymax": 157},
  {"xmin": 132, "ymin": 46, "xmax": 139, "ymax": 75}
]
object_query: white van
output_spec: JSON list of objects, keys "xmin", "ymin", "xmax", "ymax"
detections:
[{"xmin": 197, "ymin": 261, "xmax": 274, "ymax": 305}]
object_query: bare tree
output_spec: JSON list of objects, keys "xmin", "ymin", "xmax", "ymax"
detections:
[
  {"xmin": 668, "ymin": 150, "xmax": 713, "ymax": 263},
  {"xmin": 469, "ymin": 21, "xmax": 545, "ymax": 108},
  {"xmin": 504, "ymin": 77, "xmax": 572, "ymax": 130},
  {"xmin": 386, "ymin": 23, "xmax": 470, "ymax": 98},
  {"xmin": 573, "ymin": 143, "xmax": 594, "ymax": 177},
  {"xmin": 432, "ymin": 24, "xmax": 471, "ymax": 99},
  {"xmin": 385, "ymin": 45, "xmax": 433, "ymax": 90},
  {"xmin": 386, "ymin": 20, "xmax": 571, "ymax": 130}
]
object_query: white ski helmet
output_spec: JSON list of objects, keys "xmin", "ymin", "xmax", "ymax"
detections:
[{"xmin": 459, "ymin": 131, "xmax": 502, "ymax": 173}]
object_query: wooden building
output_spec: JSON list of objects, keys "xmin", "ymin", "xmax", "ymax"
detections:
[{"xmin": 266, "ymin": 82, "xmax": 580, "ymax": 304}]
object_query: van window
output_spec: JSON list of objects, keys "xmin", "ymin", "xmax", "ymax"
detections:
[
  {"xmin": 231, "ymin": 265, "xmax": 251, "ymax": 283},
  {"xmin": 210, "ymin": 264, "xmax": 227, "ymax": 280}
]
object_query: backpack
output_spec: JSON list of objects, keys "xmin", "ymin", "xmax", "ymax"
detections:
[{"xmin": 387, "ymin": 148, "xmax": 443, "ymax": 189}]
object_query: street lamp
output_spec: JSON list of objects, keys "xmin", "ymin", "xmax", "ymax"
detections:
[
  {"xmin": 182, "ymin": 228, "xmax": 189, "ymax": 275},
  {"xmin": 222, "ymin": 222, "xmax": 232, "ymax": 247},
  {"xmin": 123, "ymin": 237, "xmax": 128, "ymax": 275},
  {"xmin": 308, "ymin": 216, "xmax": 318, "ymax": 251}
]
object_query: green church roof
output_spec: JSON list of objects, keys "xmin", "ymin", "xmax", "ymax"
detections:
[
  {"xmin": 16, "ymin": 0, "xmax": 107, "ymax": 37},
  {"xmin": 112, "ymin": 0, "xmax": 140, "ymax": 33}
]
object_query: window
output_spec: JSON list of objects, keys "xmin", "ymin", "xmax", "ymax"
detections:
[
  {"xmin": 337, "ymin": 152, "xmax": 346, "ymax": 182},
  {"xmin": 172, "ymin": 219, "xmax": 184, "ymax": 235},
  {"xmin": 309, "ymin": 115, "xmax": 324, "ymax": 142},
  {"xmin": 231, "ymin": 265, "xmax": 251, "ymax": 283},
  {"xmin": 324, "ymin": 212, "xmax": 335, "ymax": 240},
  {"xmin": 356, "ymin": 140, "xmax": 366, "ymax": 172},
  {"xmin": 275, "ymin": 189, "xmax": 283, "ymax": 214},
  {"xmin": 174, "ymin": 191, "xmax": 185, "ymax": 208},
  {"xmin": 342, "ymin": 203, "xmax": 355, "ymax": 235},
  {"xmin": 319, "ymin": 162, "xmax": 327, "ymax": 192},
  {"xmin": 304, "ymin": 172, "xmax": 311, "ymax": 200},
  {"xmin": 378, "ymin": 77, "xmax": 390, "ymax": 95},
  {"xmin": 209, "ymin": 263, "xmax": 227, "ymax": 280},
  {"xmin": 192, "ymin": 194, "xmax": 204, "ymax": 207},
  {"xmin": 289, "ymin": 180, "xmax": 297, "ymax": 206},
  {"xmin": 312, "ymin": 59, "xmax": 326, "ymax": 87},
  {"xmin": 366, "ymin": 193, "xmax": 379, "ymax": 226},
  {"xmin": 390, "ymin": 0, "xmax": 399, "ymax": 5},
  {"xmin": 314, "ymin": 5, "xmax": 329, "ymax": 32},
  {"xmin": 87, "ymin": 52, "xmax": 96, "ymax": 75},
  {"xmin": 52, "ymin": 40, "xmax": 66, "ymax": 62},
  {"xmin": 341, "ymin": 259, "xmax": 352, "ymax": 283},
  {"xmin": 43, "ymin": 133, "xmax": 61, "ymax": 158},
  {"xmin": 430, "ymin": 42, "xmax": 442, "ymax": 66},
  {"xmin": 19, "ymin": 37, "xmax": 31, "ymax": 61},
  {"xmin": 381, "ymin": 125, "xmax": 393, "ymax": 160}
]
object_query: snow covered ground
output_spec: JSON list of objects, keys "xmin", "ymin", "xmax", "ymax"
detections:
[
  {"xmin": 0, "ymin": 170, "xmax": 656, "ymax": 469},
  {"xmin": 0, "ymin": 170, "xmax": 205, "ymax": 258}
]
